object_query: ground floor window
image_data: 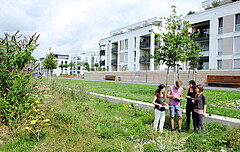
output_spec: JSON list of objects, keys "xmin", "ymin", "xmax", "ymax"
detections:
[{"xmin": 234, "ymin": 59, "xmax": 240, "ymax": 69}]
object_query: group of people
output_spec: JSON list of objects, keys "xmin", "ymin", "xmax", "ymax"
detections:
[{"xmin": 152, "ymin": 80, "xmax": 207, "ymax": 133}]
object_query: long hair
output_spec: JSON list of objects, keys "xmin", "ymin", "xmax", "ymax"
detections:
[
  {"xmin": 154, "ymin": 84, "xmax": 165, "ymax": 96},
  {"xmin": 188, "ymin": 80, "xmax": 196, "ymax": 90}
]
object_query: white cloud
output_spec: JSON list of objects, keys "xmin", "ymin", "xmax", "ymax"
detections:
[{"xmin": 0, "ymin": 0, "xmax": 202, "ymax": 58}]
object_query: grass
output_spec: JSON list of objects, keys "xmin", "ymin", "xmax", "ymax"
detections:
[
  {"xmin": 0, "ymin": 79, "xmax": 239, "ymax": 151},
  {"xmin": 52, "ymin": 79, "xmax": 240, "ymax": 119}
]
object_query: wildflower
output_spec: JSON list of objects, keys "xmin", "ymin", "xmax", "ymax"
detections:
[
  {"xmin": 32, "ymin": 73, "xmax": 38, "ymax": 77},
  {"xmin": 9, "ymin": 77, "xmax": 13, "ymax": 80},
  {"xmin": 6, "ymin": 88, "xmax": 10, "ymax": 92},
  {"xmin": 0, "ymin": 91, "xmax": 2, "ymax": 93},
  {"xmin": 22, "ymin": 86, "xmax": 25, "ymax": 88}
]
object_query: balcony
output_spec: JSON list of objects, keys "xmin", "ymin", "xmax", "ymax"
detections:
[
  {"xmin": 200, "ymin": 51, "xmax": 209, "ymax": 56},
  {"xmin": 111, "ymin": 59, "xmax": 117, "ymax": 65},
  {"xmin": 111, "ymin": 47, "xmax": 118, "ymax": 54},
  {"xmin": 100, "ymin": 50, "xmax": 105, "ymax": 56},
  {"xmin": 191, "ymin": 29, "xmax": 210, "ymax": 41},
  {"xmin": 140, "ymin": 41, "xmax": 150, "ymax": 49},
  {"xmin": 100, "ymin": 60, "xmax": 105, "ymax": 66},
  {"xmin": 139, "ymin": 55, "xmax": 150, "ymax": 63}
]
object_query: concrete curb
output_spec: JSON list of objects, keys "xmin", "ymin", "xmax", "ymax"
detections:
[{"xmin": 88, "ymin": 92, "xmax": 240, "ymax": 127}]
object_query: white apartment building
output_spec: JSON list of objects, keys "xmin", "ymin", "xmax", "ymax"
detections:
[
  {"xmin": 36, "ymin": 53, "xmax": 99, "ymax": 76},
  {"xmin": 71, "ymin": 53, "xmax": 99, "ymax": 75},
  {"xmin": 99, "ymin": 17, "xmax": 168, "ymax": 72},
  {"xmin": 183, "ymin": 0, "xmax": 240, "ymax": 70}
]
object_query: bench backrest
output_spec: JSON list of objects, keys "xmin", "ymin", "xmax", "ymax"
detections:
[{"xmin": 207, "ymin": 75, "xmax": 240, "ymax": 83}]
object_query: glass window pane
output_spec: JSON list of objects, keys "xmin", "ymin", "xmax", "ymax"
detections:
[
  {"xmin": 235, "ymin": 37, "xmax": 240, "ymax": 54},
  {"xmin": 234, "ymin": 59, "xmax": 240, "ymax": 69}
]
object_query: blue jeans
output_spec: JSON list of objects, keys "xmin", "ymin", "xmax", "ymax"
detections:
[{"xmin": 169, "ymin": 105, "xmax": 182, "ymax": 118}]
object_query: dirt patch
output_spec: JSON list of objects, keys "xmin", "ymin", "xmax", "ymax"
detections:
[{"xmin": 0, "ymin": 126, "xmax": 11, "ymax": 145}]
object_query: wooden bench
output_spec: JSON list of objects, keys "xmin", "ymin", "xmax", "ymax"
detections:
[
  {"xmin": 206, "ymin": 75, "xmax": 240, "ymax": 87},
  {"xmin": 105, "ymin": 75, "xmax": 116, "ymax": 80}
]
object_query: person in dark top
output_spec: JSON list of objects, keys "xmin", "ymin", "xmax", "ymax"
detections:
[
  {"xmin": 192, "ymin": 84, "xmax": 207, "ymax": 133},
  {"xmin": 185, "ymin": 80, "xmax": 197, "ymax": 130},
  {"xmin": 152, "ymin": 84, "xmax": 168, "ymax": 133}
]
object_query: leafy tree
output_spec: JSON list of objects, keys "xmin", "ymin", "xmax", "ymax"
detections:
[
  {"xmin": 84, "ymin": 62, "xmax": 90, "ymax": 71},
  {"xmin": 59, "ymin": 64, "xmax": 65, "ymax": 75},
  {"xmin": 68, "ymin": 62, "xmax": 75, "ymax": 75},
  {"xmin": 154, "ymin": 5, "xmax": 201, "ymax": 86},
  {"xmin": 42, "ymin": 52, "xmax": 58, "ymax": 76}
]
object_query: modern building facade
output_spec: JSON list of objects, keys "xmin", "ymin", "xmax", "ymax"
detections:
[
  {"xmin": 183, "ymin": 0, "xmax": 240, "ymax": 70},
  {"xmin": 36, "ymin": 53, "xmax": 99, "ymax": 76},
  {"xmin": 99, "ymin": 17, "xmax": 168, "ymax": 72},
  {"xmin": 71, "ymin": 53, "xmax": 99, "ymax": 75}
]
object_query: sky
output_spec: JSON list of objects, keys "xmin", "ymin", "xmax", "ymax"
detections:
[{"xmin": 0, "ymin": 0, "xmax": 204, "ymax": 58}]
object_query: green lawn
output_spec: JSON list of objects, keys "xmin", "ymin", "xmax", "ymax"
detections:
[{"xmin": 52, "ymin": 79, "xmax": 240, "ymax": 119}]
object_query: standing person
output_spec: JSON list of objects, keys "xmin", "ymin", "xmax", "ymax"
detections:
[
  {"xmin": 167, "ymin": 80, "xmax": 184, "ymax": 133},
  {"xmin": 185, "ymin": 80, "xmax": 197, "ymax": 130},
  {"xmin": 192, "ymin": 84, "xmax": 207, "ymax": 133},
  {"xmin": 152, "ymin": 84, "xmax": 168, "ymax": 133}
]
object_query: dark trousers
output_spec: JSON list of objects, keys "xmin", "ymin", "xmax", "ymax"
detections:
[
  {"xmin": 193, "ymin": 112, "xmax": 205, "ymax": 131},
  {"xmin": 186, "ymin": 105, "xmax": 195, "ymax": 129}
]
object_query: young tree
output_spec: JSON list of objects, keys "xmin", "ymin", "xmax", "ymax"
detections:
[
  {"xmin": 84, "ymin": 62, "xmax": 90, "ymax": 71},
  {"xmin": 59, "ymin": 64, "xmax": 64, "ymax": 75},
  {"xmin": 42, "ymin": 52, "xmax": 58, "ymax": 77},
  {"xmin": 68, "ymin": 62, "xmax": 75, "ymax": 75},
  {"xmin": 154, "ymin": 5, "xmax": 201, "ymax": 86}
]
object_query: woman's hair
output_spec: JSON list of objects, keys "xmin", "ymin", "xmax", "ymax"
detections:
[
  {"xmin": 196, "ymin": 84, "xmax": 204, "ymax": 92},
  {"xmin": 154, "ymin": 84, "xmax": 165, "ymax": 96},
  {"xmin": 188, "ymin": 80, "xmax": 196, "ymax": 89},
  {"xmin": 175, "ymin": 80, "xmax": 182, "ymax": 88}
]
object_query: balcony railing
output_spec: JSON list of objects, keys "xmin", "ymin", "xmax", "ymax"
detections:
[
  {"xmin": 100, "ymin": 50, "xmax": 105, "ymax": 56},
  {"xmin": 100, "ymin": 60, "xmax": 105, "ymax": 66},
  {"xmin": 111, "ymin": 47, "xmax": 118, "ymax": 54},
  {"xmin": 111, "ymin": 59, "xmax": 117, "ymax": 65},
  {"xmin": 191, "ymin": 29, "xmax": 210, "ymax": 41},
  {"xmin": 140, "ymin": 41, "xmax": 150, "ymax": 49},
  {"xmin": 139, "ymin": 55, "xmax": 150, "ymax": 63}
]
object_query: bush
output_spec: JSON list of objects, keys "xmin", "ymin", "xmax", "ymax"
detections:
[{"xmin": 0, "ymin": 31, "xmax": 52, "ymax": 140}]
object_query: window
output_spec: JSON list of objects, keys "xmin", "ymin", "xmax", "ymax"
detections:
[
  {"xmin": 235, "ymin": 36, "xmax": 240, "ymax": 54},
  {"xmin": 134, "ymin": 51, "xmax": 136, "ymax": 62},
  {"xmin": 65, "ymin": 61, "xmax": 68, "ymax": 64},
  {"xmin": 134, "ymin": 37, "xmax": 136, "ymax": 49},
  {"xmin": 124, "ymin": 52, "xmax": 128, "ymax": 63},
  {"xmin": 125, "ymin": 39, "xmax": 128, "ymax": 50},
  {"xmin": 218, "ymin": 39, "xmax": 222, "ymax": 55},
  {"xmin": 236, "ymin": 14, "xmax": 240, "ymax": 31},
  {"xmin": 234, "ymin": 59, "xmax": 240, "ymax": 69},
  {"xmin": 217, "ymin": 60, "xmax": 222, "ymax": 70},
  {"xmin": 218, "ymin": 17, "xmax": 223, "ymax": 34},
  {"xmin": 120, "ymin": 40, "xmax": 124, "ymax": 50},
  {"xmin": 85, "ymin": 57, "xmax": 88, "ymax": 61}
]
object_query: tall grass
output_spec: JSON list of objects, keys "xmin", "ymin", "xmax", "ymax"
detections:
[{"xmin": 0, "ymin": 79, "xmax": 239, "ymax": 151}]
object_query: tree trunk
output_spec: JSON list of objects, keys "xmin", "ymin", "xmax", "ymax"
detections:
[
  {"xmin": 188, "ymin": 68, "xmax": 190, "ymax": 81},
  {"xmin": 173, "ymin": 65, "xmax": 176, "ymax": 84},
  {"xmin": 165, "ymin": 66, "xmax": 170, "ymax": 90}
]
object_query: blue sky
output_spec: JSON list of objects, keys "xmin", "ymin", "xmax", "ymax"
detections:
[{"xmin": 0, "ymin": 0, "xmax": 203, "ymax": 58}]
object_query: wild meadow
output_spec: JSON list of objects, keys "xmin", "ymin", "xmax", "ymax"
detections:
[{"xmin": 1, "ymin": 79, "xmax": 239, "ymax": 151}]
